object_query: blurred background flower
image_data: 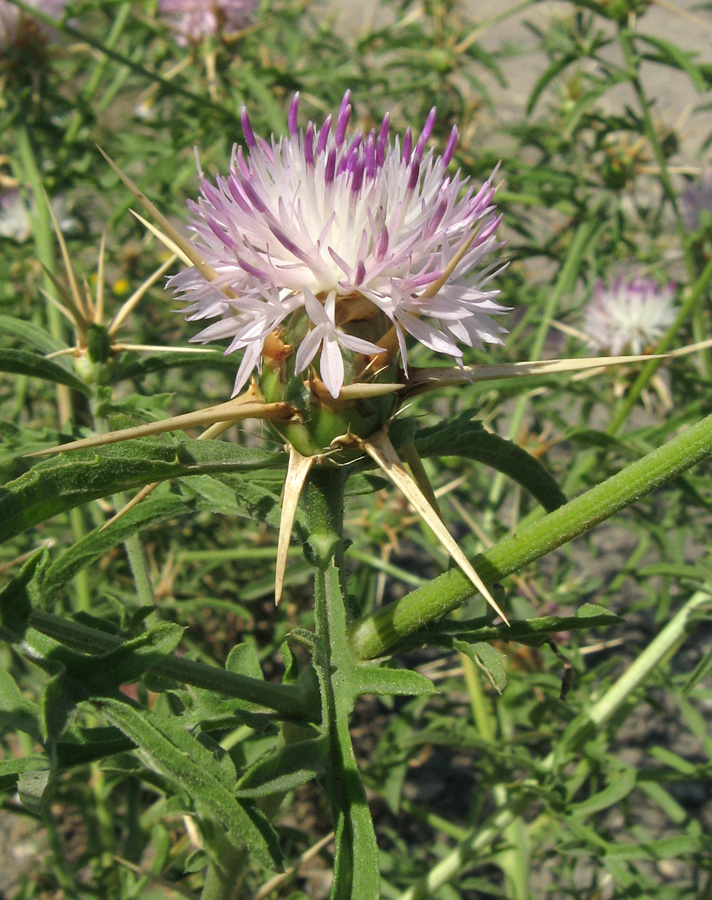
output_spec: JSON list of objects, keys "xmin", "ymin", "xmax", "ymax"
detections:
[
  {"xmin": 582, "ymin": 275, "xmax": 677, "ymax": 355},
  {"xmin": 680, "ymin": 170, "xmax": 712, "ymax": 233},
  {"xmin": 0, "ymin": 0, "xmax": 68, "ymax": 52},
  {"xmin": 158, "ymin": 0, "xmax": 259, "ymax": 46},
  {"xmin": 0, "ymin": 189, "xmax": 76, "ymax": 242}
]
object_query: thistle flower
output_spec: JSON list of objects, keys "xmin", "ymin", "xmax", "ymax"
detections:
[
  {"xmin": 583, "ymin": 276, "xmax": 676, "ymax": 356},
  {"xmin": 169, "ymin": 91, "xmax": 507, "ymax": 401},
  {"xmin": 680, "ymin": 170, "xmax": 712, "ymax": 232},
  {"xmin": 0, "ymin": 0, "xmax": 68, "ymax": 52},
  {"xmin": 158, "ymin": 0, "xmax": 258, "ymax": 45},
  {"xmin": 0, "ymin": 189, "xmax": 76, "ymax": 243}
]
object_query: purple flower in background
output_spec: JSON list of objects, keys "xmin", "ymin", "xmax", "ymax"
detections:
[
  {"xmin": 583, "ymin": 276, "xmax": 676, "ymax": 356},
  {"xmin": 159, "ymin": 0, "xmax": 258, "ymax": 45},
  {"xmin": 170, "ymin": 91, "xmax": 506, "ymax": 398},
  {"xmin": 680, "ymin": 171, "xmax": 712, "ymax": 232},
  {"xmin": 0, "ymin": 0, "xmax": 68, "ymax": 51}
]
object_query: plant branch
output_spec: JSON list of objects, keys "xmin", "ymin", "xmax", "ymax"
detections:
[{"xmin": 349, "ymin": 412, "xmax": 712, "ymax": 660}]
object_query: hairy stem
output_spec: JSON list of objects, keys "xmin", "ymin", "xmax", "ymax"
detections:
[
  {"xmin": 350, "ymin": 411, "xmax": 712, "ymax": 660},
  {"xmin": 304, "ymin": 468, "xmax": 380, "ymax": 900}
]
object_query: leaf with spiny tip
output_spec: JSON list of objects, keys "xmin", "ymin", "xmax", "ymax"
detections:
[{"xmin": 99, "ymin": 419, "xmax": 236, "ymax": 532}]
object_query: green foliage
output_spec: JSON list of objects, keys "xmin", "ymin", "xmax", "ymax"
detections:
[{"xmin": 1, "ymin": 1, "xmax": 712, "ymax": 898}]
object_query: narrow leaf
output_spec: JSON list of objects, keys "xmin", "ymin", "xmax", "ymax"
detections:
[
  {"xmin": 415, "ymin": 419, "xmax": 566, "ymax": 512},
  {"xmin": 0, "ymin": 348, "xmax": 89, "ymax": 394}
]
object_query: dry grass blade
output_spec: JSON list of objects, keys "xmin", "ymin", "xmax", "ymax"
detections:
[
  {"xmin": 345, "ymin": 428, "xmax": 509, "ymax": 624},
  {"xmin": 275, "ymin": 446, "xmax": 314, "ymax": 605}
]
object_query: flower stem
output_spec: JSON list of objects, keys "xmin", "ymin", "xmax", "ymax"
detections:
[
  {"xmin": 304, "ymin": 468, "xmax": 380, "ymax": 900},
  {"xmin": 27, "ymin": 608, "xmax": 317, "ymax": 719},
  {"xmin": 349, "ymin": 411, "xmax": 712, "ymax": 660}
]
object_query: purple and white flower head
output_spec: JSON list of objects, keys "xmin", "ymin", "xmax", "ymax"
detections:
[
  {"xmin": 680, "ymin": 170, "xmax": 712, "ymax": 232},
  {"xmin": 159, "ymin": 0, "xmax": 258, "ymax": 46},
  {"xmin": 583, "ymin": 275, "xmax": 676, "ymax": 356},
  {"xmin": 169, "ymin": 91, "xmax": 506, "ymax": 399},
  {"xmin": 0, "ymin": 0, "xmax": 68, "ymax": 53}
]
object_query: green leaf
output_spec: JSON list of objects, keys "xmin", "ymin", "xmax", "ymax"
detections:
[
  {"xmin": 0, "ymin": 756, "xmax": 50, "ymax": 794},
  {"xmin": 0, "ymin": 669, "xmax": 40, "ymax": 740},
  {"xmin": 40, "ymin": 672, "xmax": 75, "ymax": 743},
  {"xmin": 526, "ymin": 54, "xmax": 577, "ymax": 114},
  {"xmin": 40, "ymin": 496, "xmax": 189, "ymax": 596},
  {"xmin": 94, "ymin": 696, "xmax": 282, "ymax": 870},
  {"xmin": 426, "ymin": 607, "xmax": 623, "ymax": 649},
  {"xmin": 235, "ymin": 736, "xmax": 328, "ymax": 798},
  {"xmin": 180, "ymin": 472, "xmax": 283, "ymax": 527},
  {"xmin": 0, "ymin": 438, "xmax": 285, "ymax": 543},
  {"xmin": 17, "ymin": 766, "xmax": 53, "ymax": 813},
  {"xmin": 226, "ymin": 643, "xmax": 265, "ymax": 681},
  {"xmin": 0, "ymin": 348, "xmax": 89, "ymax": 394},
  {"xmin": 356, "ymin": 664, "xmax": 437, "ymax": 698},
  {"xmin": 571, "ymin": 767, "xmax": 637, "ymax": 817},
  {"xmin": 71, "ymin": 624, "xmax": 185, "ymax": 691},
  {"xmin": 604, "ymin": 834, "xmax": 703, "ymax": 860},
  {"xmin": 415, "ymin": 419, "xmax": 566, "ymax": 512},
  {"xmin": 0, "ymin": 550, "xmax": 48, "ymax": 642},
  {"xmin": 0, "ymin": 315, "xmax": 68, "ymax": 358},
  {"xmin": 637, "ymin": 34, "xmax": 706, "ymax": 92},
  {"xmin": 454, "ymin": 640, "xmax": 507, "ymax": 693}
]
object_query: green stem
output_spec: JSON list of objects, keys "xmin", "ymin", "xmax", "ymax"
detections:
[
  {"xmin": 304, "ymin": 468, "xmax": 380, "ymax": 900},
  {"xmin": 349, "ymin": 411, "xmax": 712, "ymax": 660},
  {"xmin": 27, "ymin": 609, "xmax": 317, "ymax": 720}
]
